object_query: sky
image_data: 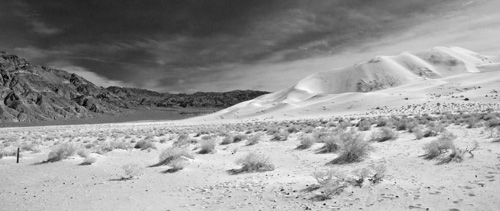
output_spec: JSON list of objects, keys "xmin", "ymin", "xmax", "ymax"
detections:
[{"xmin": 1, "ymin": 0, "xmax": 499, "ymax": 93}]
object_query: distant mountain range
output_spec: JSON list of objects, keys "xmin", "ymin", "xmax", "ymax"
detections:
[{"xmin": 0, "ymin": 51, "xmax": 268, "ymax": 122}]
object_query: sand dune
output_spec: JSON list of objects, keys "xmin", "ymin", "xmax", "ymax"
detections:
[{"xmin": 192, "ymin": 46, "xmax": 499, "ymax": 122}]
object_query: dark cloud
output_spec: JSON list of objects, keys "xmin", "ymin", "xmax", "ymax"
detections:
[{"xmin": 0, "ymin": 0, "xmax": 468, "ymax": 92}]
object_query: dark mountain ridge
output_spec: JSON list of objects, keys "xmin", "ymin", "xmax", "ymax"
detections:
[{"xmin": 0, "ymin": 51, "xmax": 268, "ymax": 123}]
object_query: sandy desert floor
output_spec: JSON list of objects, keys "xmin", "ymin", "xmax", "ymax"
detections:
[{"xmin": 1, "ymin": 115, "xmax": 500, "ymax": 211}]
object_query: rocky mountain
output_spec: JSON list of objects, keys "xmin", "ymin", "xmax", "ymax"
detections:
[{"xmin": 0, "ymin": 52, "xmax": 268, "ymax": 123}]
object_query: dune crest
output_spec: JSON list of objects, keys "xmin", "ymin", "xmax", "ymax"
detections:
[{"xmin": 199, "ymin": 46, "xmax": 499, "ymax": 121}]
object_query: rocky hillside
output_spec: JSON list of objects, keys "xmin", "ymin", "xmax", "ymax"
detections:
[
  {"xmin": 107, "ymin": 86, "xmax": 269, "ymax": 108},
  {"xmin": 0, "ymin": 52, "xmax": 268, "ymax": 123}
]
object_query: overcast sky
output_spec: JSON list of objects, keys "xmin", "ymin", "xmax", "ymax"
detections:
[{"xmin": 1, "ymin": 0, "xmax": 499, "ymax": 93}]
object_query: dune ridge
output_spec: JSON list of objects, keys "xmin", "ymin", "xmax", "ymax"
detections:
[{"xmin": 194, "ymin": 46, "xmax": 499, "ymax": 121}]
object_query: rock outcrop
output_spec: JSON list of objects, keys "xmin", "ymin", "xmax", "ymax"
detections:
[{"xmin": 0, "ymin": 52, "xmax": 269, "ymax": 122}]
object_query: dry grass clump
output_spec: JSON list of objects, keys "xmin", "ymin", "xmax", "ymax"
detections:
[
  {"xmin": 317, "ymin": 134, "xmax": 341, "ymax": 153},
  {"xmin": 357, "ymin": 119, "xmax": 372, "ymax": 131},
  {"xmin": 422, "ymin": 132, "xmax": 479, "ymax": 164},
  {"xmin": 233, "ymin": 152, "xmax": 275, "ymax": 173},
  {"xmin": 286, "ymin": 125, "xmax": 300, "ymax": 133},
  {"xmin": 198, "ymin": 138, "xmax": 216, "ymax": 154},
  {"xmin": 109, "ymin": 140, "xmax": 132, "ymax": 150},
  {"xmin": 423, "ymin": 122, "xmax": 446, "ymax": 137},
  {"xmin": 46, "ymin": 143, "xmax": 78, "ymax": 162},
  {"xmin": 375, "ymin": 117, "xmax": 390, "ymax": 127},
  {"xmin": 422, "ymin": 132, "xmax": 457, "ymax": 160},
  {"xmin": 246, "ymin": 133, "xmax": 262, "ymax": 146},
  {"xmin": 167, "ymin": 158, "xmax": 189, "ymax": 172},
  {"xmin": 412, "ymin": 125, "xmax": 425, "ymax": 140},
  {"xmin": 310, "ymin": 164, "xmax": 387, "ymax": 201},
  {"xmin": 312, "ymin": 129, "xmax": 330, "ymax": 143},
  {"xmin": 173, "ymin": 134, "xmax": 195, "ymax": 147},
  {"xmin": 349, "ymin": 163, "xmax": 387, "ymax": 187},
  {"xmin": 122, "ymin": 163, "xmax": 143, "ymax": 179},
  {"xmin": 134, "ymin": 139, "xmax": 156, "ymax": 150},
  {"xmin": 0, "ymin": 148, "xmax": 20, "ymax": 157},
  {"xmin": 77, "ymin": 148, "xmax": 90, "ymax": 158},
  {"xmin": 370, "ymin": 127, "xmax": 399, "ymax": 142},
  {"xmin": 271, "ymin": 131, "xmax": 289, "ymax": 141},
  {"xmin": 81, "ymin": 156, "xmax": 97, "ymax": 165},
  {"xmin": 328, "ymin": 130, "xmax": 371, "ymax": 165},
  {"xmin": 437, "ymin": 141, "xmax": 478, "ymax": 164},
  {"xmin": 367, "ymin": 164, "xmax": 387, "ymax": 184},
  {"xmin": 155, "ymin": 146, "xmax": 194, "ymax": 167},
  {"xmin": 296, "ymin": 135, "xmax": 315, "ymax": 150},
  {"xmin": 20, "ymin": 142, "xmax": 41, "ymax": 153},
  {"xmin": 233, "ymin": 134, "xmax": 248, "ymax": 143},
  {"xmin": 221, "ymin": 135, "xmax": 234, "ymax": 145},
  {"xmin": 95, "ymin": 140, "xmax": 133, "ymax": 154},
  {"xmin": 311, "ymin": 170, "xmax": 347, "ymax": 201}
]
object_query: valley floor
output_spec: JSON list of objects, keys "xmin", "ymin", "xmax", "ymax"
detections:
[{"xmin": 1, "ymin": 119, "xmax": 500, "ymax": 210}]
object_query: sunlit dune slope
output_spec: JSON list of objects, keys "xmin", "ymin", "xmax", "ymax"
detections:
[{"xmin": 190, "ymin": 46, "xmax": 499, "ymax": 122}]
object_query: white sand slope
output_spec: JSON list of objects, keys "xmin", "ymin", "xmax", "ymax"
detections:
[{"xmin": 191, "ymin": 46, "xmax": 500, "ymax": 122}]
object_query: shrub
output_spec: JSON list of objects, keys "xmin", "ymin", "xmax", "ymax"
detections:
[
  {"xmin": 318, "ymin": 135, "xmax": 340, "ymax": 153},
  {"xmin": 173, "ymin": 134, "xmax": 195, "ymax": 147},
  {"xmin": 221, "ymin": 135, "xmax": 234, "ymax": 145},
  {"xmin": 350, "ymin": 168, "xmax": 370, "ymax": 187},
  {"xmin": 437, "ymin": 141, "xmax": 479, "ymax": 164},
  {"xmin": 394, "ymin": 118, "xmax": 412, "ymax": 131},
  {"xmin": 122, "ymin": 163, "xmax": 143, "ymax": 179},
  {"xmin": 110, "ymin": 140, "xmax": 132, "ymax": 150},
  {"xmin": 422, "ymin": 132, "xmax": 457, "ymax": 160},
  {"xmin": 81, "ymin": 156, "xmax": 96, "ymax": 165},
  {"xmin": 328, "ymin": 130, "xmax": 371, "ymax": 165},
  {"xmin": 77, "ymin": 148, "xmax": 90, "ymax": 158},
  {"xmin": 159, "ymin": 138, "xmax": 168, "ymax": 144},
  {"xmin": 167, "ymin": 158, "xmax": 189, "ymax": 171},
  {"xmin": 369, "ymin": 164, "xmax": 387, "ymax": 184},
  {"xmin": 311, "ymin": 170, "xmax": 347, "ymax": 200},
  {"xmin": 338, "ymin": 120, "xmax": 351, "ymax": 130},
  {"xmin": 195, "ymin": 129, "xmax": 210, "ymax": 137},
  {"xmin": 287, "ymin": 125, "xmax": 300, "ymax": 133},
  {"xmin": 466, "ymin": 116, "xmax": 480, "ymax": 128},
  {"xmin": 413, "ymin": 126, "xmax": 425, "ymax": 140},
  {"xmin": 271, "ymin": 131, "xmax": 289, "ymax": 141},
  {"xmin": 296, "ymin": 135, "xmax": 315, "ymax": 150},
  {"xmin": 486, "ymin": 117, "xmax": 500, "ymax": 128},
  {"xmin": 375, "ymin": 117, "xmax": 389, "ymax": 127},
  {"xmin": 156, "ymin": 146, "xmax": 194, "ymax": 166},
  {"xmin": 246, "ymin": 133, "xmax": 262, "ymax": 146},
  {"xmin": 235, "ymin": 152, "xmax": 275, "ymax": 173},
  {"xmin": 46, "ymin": 143, "xmax": 78, "ymax": 162},
  {"xmin": 357, "ymin": 119, "xmax": 372, "ymax": 131},
  {"xmin": 134, "ymin": 139, "xmax": 156, "ymax": 150},
  {"xmin": 312, "ymin": 129, "xmax": 329, "ymax": 143},
  {"xmin": 370, "ymin": 127, "xmax": 398, "ymax": 142},
  {"xmin": 304, "ymin": 126, "xmax": 315, "ymax": 133},
  {"xmin": 233, "ymin": 134, "xmax": 247, "ymax": 143},
  {"xmin": 20, "ymin": 142, "xmax": 41, "ymax": 153},
  {"xmin": 198, "ymin": 138, "xmax": 216, "ymax": 154},
  {"xmin": 423, "ymin": 122, "xmax": 446, "ymax": 137}
]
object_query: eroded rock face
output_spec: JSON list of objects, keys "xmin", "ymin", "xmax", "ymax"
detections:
[
  {"xmin": 0, "ymin": 53, "xmax": 122, "ymax": 122},
  {"xmin": 0, "ymin": 52, "xmax": 269, "ymax": 123}
]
